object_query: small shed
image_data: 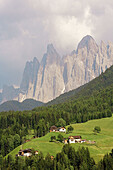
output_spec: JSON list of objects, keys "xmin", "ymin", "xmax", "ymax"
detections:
[
  {"xmin": 35, "ymin": 150, "xmax": 39, "ymax": 155},
  {"xmin": 51, "ymin": 155, "xmax": 54, "ymax": 160},
  {"xmin": 63, "ymin": 139, "xmax": 68, "ymax": 144}
]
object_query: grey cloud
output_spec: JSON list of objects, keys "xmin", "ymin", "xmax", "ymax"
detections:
[{"xmin": 0, "ymin": 0, "xmax": 113, "ymax": 88}]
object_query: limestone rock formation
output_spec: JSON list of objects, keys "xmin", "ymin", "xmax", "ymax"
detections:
[
  {"xmin": 1, "ymin": 85, "xmax": 20, "ymax": 103},
  {"xmin": 19, "ymin": 44, "xmax": 65, "ymax": 102},
  {"xmin": 1, "ymin": 35, "xmax": 113, "ymax": 104},
  {"xmin": 19, "ymin": 57, "xmax": 40, "ymax": 102}
]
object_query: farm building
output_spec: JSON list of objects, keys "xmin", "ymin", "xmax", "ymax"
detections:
[
  {"xmin": 63, "ymin": 139, "xmax": 68, "ymax": 144},
  {"xmin": 16, "ymin": 149, "xmax": 39, "ymax": 157},
  {"xmin": 50, "ymin": 125, "xmax": 58, "ymax": 132},
  {"xmin": 50, "ymin": 126, "xmax": 66, "ymax": 132},
  {"xmin": 58, "ymin": 127, "xmax": 66, "ymax": 133},
  {"xmin": 50, "ymin": 155, "xmax": 54, "ymax": 160},
  {"xmin": 68, "ymin": 136, "xmax": 82, "ymax": 144},
  {"xmin": 17, "ymin": 149, "xmax": 32, "ymax": 157}
]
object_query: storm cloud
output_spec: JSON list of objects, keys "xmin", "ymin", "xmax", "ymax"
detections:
[{"xmin": 0, "ymin": 0, "xmax": 113, "ymax": 88}]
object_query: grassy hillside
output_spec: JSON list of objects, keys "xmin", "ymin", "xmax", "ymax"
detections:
[
  {"xmin": 7, "ymin": 115, "xmax": 113, "ymax": 163},
  {"xmin": 47, "ymin": 65, "xmax": 113, "ymax": 105},
  {"xmin": 0, "ymin": 99, "xmax": 44, "ymax": 112}
]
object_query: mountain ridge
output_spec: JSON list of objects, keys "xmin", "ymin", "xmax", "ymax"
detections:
[
  {"xmin": 1, "ymin": 63, "xmax": 113, "ymax": 112},
  {"xmin": 0, "ymin": 35, "xmax": 113, "ymax": 104},
  {"xmin": 0, "ymin": 99, "xmax": 44, "ymax": 112}
]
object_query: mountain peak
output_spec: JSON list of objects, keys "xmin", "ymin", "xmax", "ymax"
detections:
[
  {"xmin": 77, "ymin": 35, "xmax": 98, "ymax": 52},
  {"xmin": 41, "ymin": 43, "xmax": 60, "ymax": 65},
  {"xmin": 33, "ymin": 57, "xmax": 38, "ymax": 63},
  {"xmin": 47, "ymin": 43, "xmax": 56, "ymax": 54}
]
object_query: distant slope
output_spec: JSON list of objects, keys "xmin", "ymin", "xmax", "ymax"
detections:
[
  {"xmin": 47, "ymin": 65, "xmax": 113, "ymax": 105},
  {"xmin": 0, "ymin": 99, "xmax": 44, "ymax": 112}
]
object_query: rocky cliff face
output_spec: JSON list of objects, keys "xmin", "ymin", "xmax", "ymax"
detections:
[
  {"xmin": 19, "ymin": 57, "xmax": 40, "ymax": 102},
  {"xmin": 1, "ymin": 85, "xmax": 20, "ymax": 103},
  {"xmin": 18, "ymin": 44, "xmax": 65, "ymax": 102},
  {"xmin": 1, "ymin": 35, "xmax": 113, "ymax": 103}
]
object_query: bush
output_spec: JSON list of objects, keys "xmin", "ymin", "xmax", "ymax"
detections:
[
  {"xmin": 93, "ymin": 126, "xmax": 101, "ymax": 133},
  {"xmin": 51, "ymin": 136, "xmax": 56, "ymax": 142},
  {"xmin": 67, "ymin": 126, "xmax": 74, "ymax": 133},
  {"xmin": 57, "ymin": 134, "xmax": 63, "ymax": 142}
]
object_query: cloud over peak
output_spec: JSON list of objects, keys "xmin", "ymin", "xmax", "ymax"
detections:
[{"xmin": 0, "ymin": 0, "xmax": 113, "ymax": 88}]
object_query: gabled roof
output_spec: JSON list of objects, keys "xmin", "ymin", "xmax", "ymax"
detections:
[
  {"xmin": 59, "ymin": 127, "xmax": 66, "ymax": 130},
  {"xmin": 19, "ymin": 149, "xmax": 32, "ymax": 153},
  {"xmin": 50, "ymin": 125, "xmax": 57, "ymax": 130},
  {"xmin": 68, "ymin": 136, "xmax": 81, "ymax": 139}
]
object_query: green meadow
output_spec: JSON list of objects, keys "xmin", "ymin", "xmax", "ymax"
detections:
[{"xmin": 7, "ymin": 115, "xmax": 113, "ymax": 163}]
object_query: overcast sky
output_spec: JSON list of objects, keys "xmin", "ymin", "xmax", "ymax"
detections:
[{"xmin": 0, "ymin": 0, "xmax": 113, "ymax": 89}]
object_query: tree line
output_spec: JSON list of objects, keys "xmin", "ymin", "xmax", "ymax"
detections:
[
  {"xmin": 1, "ymin": 144, "xmax": 113, "ymax": 170},
  {"xmin": 0, "ymin": 145, "xmax": 96, "ymax": 170}
]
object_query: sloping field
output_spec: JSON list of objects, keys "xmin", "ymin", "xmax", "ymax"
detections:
[{"xmin": 7, "ymin": 115, "xmax": 113, "ymax": 163}]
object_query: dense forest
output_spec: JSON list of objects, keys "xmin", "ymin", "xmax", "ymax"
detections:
[{"xmin": 0, "ymin": 144, "xmax": 113, "ymax": 169}]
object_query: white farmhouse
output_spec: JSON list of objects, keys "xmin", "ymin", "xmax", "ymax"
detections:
[
  {"xmin": 17, "ymin": 149, "xmax": 39, "ymax": 157},
  {"xmin": 68, "ymin": 136, "xmax": 76, "ymax": 144},
  {"xmin": 58, "ymin": 127, "xmax": 66, "ymax": 133},
  {"xmin": 68, "ymin": 136, "xmax": 82, "ymax": 144},
  {"xmin": 17, "ymin": 149, "xmax": 32, "ymax": 157}
]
